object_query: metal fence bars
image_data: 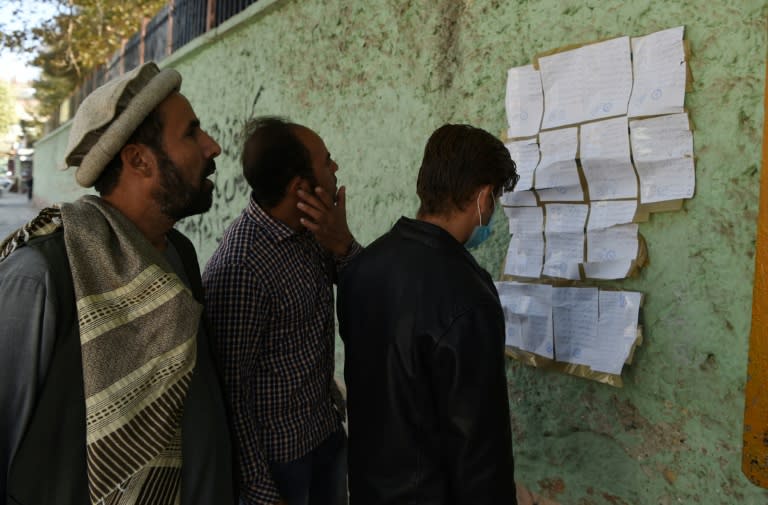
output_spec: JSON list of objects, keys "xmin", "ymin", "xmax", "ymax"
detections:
[{"xmin": 45, "ymin": 0, "xmax": 259, "ymax": 132}]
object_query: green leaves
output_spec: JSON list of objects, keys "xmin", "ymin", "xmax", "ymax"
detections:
[{"xmin": 1, "ymin": 0, "xmax": 166, "ymax": 118}]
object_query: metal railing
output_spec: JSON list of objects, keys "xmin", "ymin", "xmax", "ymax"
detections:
[{"xmin": 45, "ymin": 0, "xmax": 259, "ymax": 133}]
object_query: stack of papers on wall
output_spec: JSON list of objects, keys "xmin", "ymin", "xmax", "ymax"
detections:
[
  {"xmin": 496, "ymin": 27, "xmax": 689, "ymax": 381},
  {"xmin": 498, "ymin": 27, "xmax": 693, "ymax": 283},
  {"xmin": 497, "ymin": 282, "xmax": 642, "ymax": 375}
]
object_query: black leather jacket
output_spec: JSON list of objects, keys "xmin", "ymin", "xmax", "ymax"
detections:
[{"xmin": 338, "ymin": 217, "xmax": 516, "ymax": 505}]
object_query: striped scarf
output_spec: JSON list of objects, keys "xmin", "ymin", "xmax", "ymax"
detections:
[{"xmin": 1, "ymin": 196, "xmax": 199, "ymax": 505}]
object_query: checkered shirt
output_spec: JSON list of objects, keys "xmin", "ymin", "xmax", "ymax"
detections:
[{"xmin": 202, "ymin": 196, "xmax": 361, "ymax": 504}]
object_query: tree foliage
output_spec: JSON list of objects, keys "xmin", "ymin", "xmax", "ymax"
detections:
[{"xmin": 1, "ymin": 0, "xmax": 166, "ymax": 118}]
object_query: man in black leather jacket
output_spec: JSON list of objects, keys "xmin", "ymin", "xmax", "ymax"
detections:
[{"xmin": 338, "ymin": 123, "xmax": 519, "ymax": 505}]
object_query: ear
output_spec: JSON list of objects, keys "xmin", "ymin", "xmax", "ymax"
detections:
[
  {"xmin": 120, "ymin": 144, "xmax": 155, "ymax": 178},
  {"xmin": 288, "ymin": 175, "xmax": 312, "ymax": 196},
  {"xmin": 478, "ymin": 184, "xmax": 495, "ymax": 212}
]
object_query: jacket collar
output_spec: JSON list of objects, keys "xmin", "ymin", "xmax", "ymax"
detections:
[{"xmin": 394, "ymin": 216, "xmax": 485, "ymax": 271}]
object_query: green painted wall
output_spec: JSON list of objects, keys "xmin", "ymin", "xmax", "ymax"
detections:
[
  {"xmin": 33, "ymin": 121, "xmax": 95, "ymax": 205},
  {"xmin": 33, "ymin": 0, "xmax": 768, "ymax": 503}
]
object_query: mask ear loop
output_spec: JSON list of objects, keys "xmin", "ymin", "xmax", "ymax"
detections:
[
  {"xmin": 476, "ymin": 193, "xmax": 484, "ymax": 227},
  {"xmin": 477, "ymin": 187, "xmax": 496, "ymax": 227},
  {"xmin": 489, "ymin": 188, "xmax": 496, "ymax": 221}
]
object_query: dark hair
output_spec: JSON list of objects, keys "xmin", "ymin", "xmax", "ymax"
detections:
[
  {"xmin": 416, "ymin": 124, "xmax": 518, "ymax": 216},
  {"xmin": 94, "ymin": 109, "xmax": 164, "ymax": 195},
  {"xmin": 241, "ymin": 116, "xmax": 313, "ymax": 208}
]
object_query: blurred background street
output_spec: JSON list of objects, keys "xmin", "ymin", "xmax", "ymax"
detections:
[{"xmin": 0, "ymin": 190, "xmax": 39, "ymax": 240}]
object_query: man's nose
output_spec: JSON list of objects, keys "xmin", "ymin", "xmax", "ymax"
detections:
[{"xmin": 203, "ymin": 130, "xmax": 221, "ymax": 158}]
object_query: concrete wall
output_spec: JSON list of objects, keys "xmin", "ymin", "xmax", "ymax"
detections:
[
  {"xmin": 33, "ymin": 0, "xmax": 768, "ymax": 503},
  {"xmin": 33, "ymin": 120, "xmax": 95, "ymax": 205}
]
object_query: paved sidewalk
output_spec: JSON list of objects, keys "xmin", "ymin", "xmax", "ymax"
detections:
[{"xmin": 0, "ymin": 191, "xmax": 41, "ymax": 241}]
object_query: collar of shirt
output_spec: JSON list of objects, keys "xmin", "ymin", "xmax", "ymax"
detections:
[{"xmin": 245, "ymin": 195, "xmax": 309, "ymax": 243}]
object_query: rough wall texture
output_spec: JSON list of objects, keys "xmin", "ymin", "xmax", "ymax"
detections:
[{"xmin": 33, "ymin": 0, "xmax": 768, "ymax": 503}]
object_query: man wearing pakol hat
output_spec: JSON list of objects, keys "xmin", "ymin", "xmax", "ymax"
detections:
[{"xmin": 0, "ymin": 62, "xmax": 236, "ymax": 505}]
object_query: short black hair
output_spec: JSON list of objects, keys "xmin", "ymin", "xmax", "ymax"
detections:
[
  {"xmin": 416, "ymin": 124, "xmax": 518, "ymax": 216},
  {"xmin": 241, "ymin": 116, "xmax": 313, "ymax": 208},
  {"xmin": 94, "ymin": 109, "xmax": 164, "ymax": 195}
]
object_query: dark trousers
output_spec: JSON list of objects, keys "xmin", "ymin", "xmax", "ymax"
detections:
[{"xmin": 270, "ymin": 429, "xmax": 348, "ymax": 505}]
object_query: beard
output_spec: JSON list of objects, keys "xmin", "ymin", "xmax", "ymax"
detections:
[{"xmin": 151, "ymin": 150, "xmax": 215, "ymax": 220}]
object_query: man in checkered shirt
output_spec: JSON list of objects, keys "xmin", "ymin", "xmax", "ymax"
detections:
[{"xmin": 203, "ymin": 117, "xmax": 361, "ymax": 505}]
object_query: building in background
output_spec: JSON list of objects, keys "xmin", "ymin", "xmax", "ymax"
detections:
[{"xmin": 1, "ymin": 78, "xmax": 39, "ymax": 194}]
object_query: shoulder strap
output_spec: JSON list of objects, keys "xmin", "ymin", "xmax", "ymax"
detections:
[{"xmin": 167, "ymin": 229, "xmax": 204, "ymax": 303}]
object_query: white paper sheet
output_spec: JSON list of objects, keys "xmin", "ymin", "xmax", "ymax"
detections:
[
  {"xmin": 543, "ymin": 231, "xmax": 583, "ymax": 280},
  {"xmin": 583, "ymin": 259, "xmax": 634, "ymax": 280},
  {"xmin": 545, "ymin": 204, "xmax": 589, "ymax": 233},
  {"xmin": 535, "ymin": 159, "xmax": 580, "ymax": 190},
  {"xmin": 632, "ymin": 111, "xmax": 690, "ymax": 136},
  {"xmin": 579, "ymin": 116, "xmax": 638, "ymax": 200},
  {"xmin": 628, "ymin": 26, "xmax": 686, "ymax": 118},
  {"xmin": 504, "ymin": 138, "xmax": 540, "ymax": 192},
  {"xmin": 536, "ymin": 185, "xmax": 585, "ymax": 203},
  {"xmin": 586, "ymin": 223, "xmax": 638, "ymax": 262},
  {"xmin": 501, "ymin": 191, "xmax": 538, "ymax": 207},
  {"xmin": 504, "ymin": 233, "xmax": 544, "ymax": 279},
  {"xmin": 534, "ymin": 128, "xmax": 583, "ymax": 199},
  {"xmin": 552, "ymin": 287, "xmax": 599, "ymax": 365},
  {"xmin": 504, "ymin": 206, "xmax": 544, "ymax": 234},
  {"xmin": 587, "ymin": 200, "xmax": 638, "ymax": 230},
  {"xmin": 582, "ymin": 223, "xmax": 638, "ymax": 280},
  {"xmin": 542, "ymin": 204, "xmax": 588, "ymax": 280},
  {"xmin": 630, "ymin": 113, "xmax": 695, "ymax": 203},
  {"xmin": 588, "ymin": 290, "xmax": 642, "ymax": 374},
  {"xmin": 496, "ymin": 281, "xmax": 554, "ymax": 358},
  {"xmin": 539, "ymin": 36, "xmax": 633, "ymax": 129},
  {"xmin": 635, "ymin": 158, "xmax": 695, "ymax": 203},
  {"xmin": 505, "ymin": 65, "xmax": 544, "ymax": 138}
]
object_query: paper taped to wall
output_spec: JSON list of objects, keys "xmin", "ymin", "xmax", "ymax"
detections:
[
  {"xmin": 539, "ymin": 36, "xmax": 633, "ymax": 129},
  {"xmin": 630, "ymin": 112, "xmax": 695, "ymax": 203},
  {"xmin": 628, "ymin": 26, "xmax": 686, "ymax": 118},
  {"xmin": 496, "ymin": 282, "xmax": 642, "ymax": 375},
  {"xmin": 505, "ymin": 65, "xmax": 544, "ymax": 138},
  {"xmin": 580, "ymin": 116, "xmax": 638, "ymax": 200}
]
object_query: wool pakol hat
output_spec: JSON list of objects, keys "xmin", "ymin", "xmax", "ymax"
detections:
[{"xmin": 63, "ymin": 61, "xmax": 181, "ymax": 187}]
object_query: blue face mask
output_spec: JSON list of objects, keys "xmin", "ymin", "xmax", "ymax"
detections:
[{"xmin": 464, "ymin": 193, "xmax": 495, "ymax": 249}]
